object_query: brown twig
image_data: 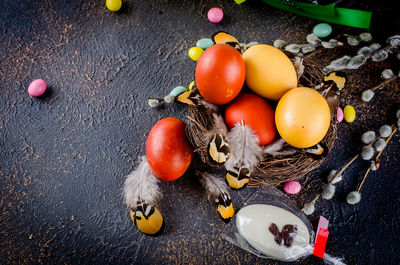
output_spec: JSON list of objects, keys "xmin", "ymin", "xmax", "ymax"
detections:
[
  {"xmin": 357, "ymin": 126, "xmax": 398, "ymax": 192},
  {"xmin": 371, "ymin": 76, "xmax": 398, "ymax": 91}
]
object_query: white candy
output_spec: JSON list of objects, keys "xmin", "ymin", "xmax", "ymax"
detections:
[
  {"xmin": 361, "ymin": 89, "xmax": 375, "ymax": 102},
  {"xmin": 361, "ymin": 131, "xmax": 376, "ymax": 144},
  {"xmin": 346, "ymin": 191, "xmax": 361, "ymax": 205}
]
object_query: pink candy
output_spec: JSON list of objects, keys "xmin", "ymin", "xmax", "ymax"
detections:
[
  {"xmin": 337, "ymin": 106, "xmax": 344, "ymax": 123},
  {"xmin": 207, "ymin": 7, "xmax": 223, "ymax": 23},
  {"xmin": 28, "ymin": 79, "xmax": 47, "ymax": 97},
  {"xmin": 283, "ymin": 181, "xmax": 301, "ymax": 194}
]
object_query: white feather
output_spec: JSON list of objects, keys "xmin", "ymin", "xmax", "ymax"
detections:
[
  {"xmin": 263, "ymin": 138, "xmax": 297, "ymax": 157},
  {"xmin": 225, "ymin": 122, "xmax": 263, "ymax": 173},
  {"xmin": 196, "ymin": 171, "xmax": 230, "ymax": 203},
  {"xmin": 123, "ymin": 156, "xmax": 162, "ymax": 210}
]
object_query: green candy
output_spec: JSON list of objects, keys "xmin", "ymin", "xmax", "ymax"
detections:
[
  {"xmin": 196, "ymin": 38, "xmax": 214, "ymax": 50},
  {"xmin": 313, "ymin": 23, "xmax": 332, "ymax": 38},
  {"xmin": 169, "ymin": 86, "xmax": 187, "ymax": 97}
]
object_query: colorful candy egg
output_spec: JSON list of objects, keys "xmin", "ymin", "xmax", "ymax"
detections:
[{"xmin": 343, "ymin": 105, "xmax": 356, "ymax": 123}]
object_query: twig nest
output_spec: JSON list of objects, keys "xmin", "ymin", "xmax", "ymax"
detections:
[
  {"xmin": 372, "ymin": 50, "xmax": 388, "ymax": 62},
  {"xmin": 381, "ymin": 69, "xmax": 394, "ymax": 80},
  {"xmin": 379, "ymin": 125, "xmax": 392, "ymax": 138},
  {"xmin": 361, "ymin": 89, "xmax": 375, "ymax": 102},
  {"xmin": 327, "ymin": 170, "xmax": 342, "ymax": 184},
  {"xmin": 370, "ymin": 160, "xmax": 380, "ymax": 171},
  {"xmin": 374, "ymin": 138, "xmax": 387, "ymax": 151},
  {"xmin": 361, "ymin": 131, "xmax": 376, "ymax": 144},
  {"xmin": 285, "ymin": 44, "xmax": 300, "ymax": 53},
  {"xmin": 148, "ymin": 99, "xmax": 160, "ymax": 108},
  {"xmin": 387, "ymin": 35, "xmax": 400, "ymax": 47},
  {"xmin": 357, "ymin": 46, "xmax": 373, "ymax": 59},
  {"xmin": 361, "ymin": 146, "xmax": 375, "ymax": 160},
  {"xmin": 303, "ymin": 204, "xmax": 315, "ymax": 215},
  {"xmin": 164, "ymin": 94, "xmax": 175, "ymax": 103},
  {"xmin": 347, "ymin": 55, "xmax": 367, "ymax": 69},
  {"xmin": 301, "ymin": 45, "xmax": 315, "ymax": 54},
  {"xmin": 322, "ymin": 184, "xmax": 335, "ymax": 200},
  {"xmin": 359, "ymin": 33, "xmax": 372, "ymax": 42},
  {"xmin": 346, "ymin": 191, "xmax": 361, "ymax": 205},
  {"xmin": 369, "ymin": 43, "xmax": 381, "ymax": 51},
  {"xmin": 324, "ymin": 56, "xmax": 351, "ymax": 72},
  {"xmin": 347, "ymin": 36, "xmax": 359, "ymax": 46},
  {"xmin": 306, "ymin": 33, "xmax": 321, "ymax": 45},
  {"xmin": 273, "ymin": 39, "xmax": 287, "ymax": 49}
]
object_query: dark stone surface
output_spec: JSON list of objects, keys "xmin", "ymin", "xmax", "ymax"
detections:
[{"xmin": 0, "ymin": 0, "xmax": 399, "ymax": 264}]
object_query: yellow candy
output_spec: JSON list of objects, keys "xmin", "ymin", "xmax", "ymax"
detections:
[
  {"xmin": 188, "ymin": 47, "xmax": 204, "ymax": 61},
  {"xmin": 343, "ymin": 105, "xmax": 356, "ymax": 123},
  {"xmin": 106, "ymin": 0, "xmax": 122, "ymax": 12},
  {"xmin": 188, "ymin": 81, "xmax": 195, "ymax": 91}
]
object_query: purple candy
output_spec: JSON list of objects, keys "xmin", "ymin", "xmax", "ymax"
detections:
[
  {"xmin": 283, "ymin": 181, "xmax": 301, "ymax": 194},
  {"xmin": 207, "ymin": 7, "xmax": 223, "ymax": 23},
  {"xmin": 28, "ymin": 79, "xmax": 47, "ymax": 97}
]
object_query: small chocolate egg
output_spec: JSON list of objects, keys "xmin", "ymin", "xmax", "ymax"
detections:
[
  {"xmin": 207, "ymin": 7, "xmax": 223, "ymax": 23},
  {"xmin": 196, "ymin": 38, "xmax": 214, "ymax": 50},
  {"xmin": 283, "ymin": 181, "xmax": 301, "ymax": 194},
  {"xmin": 28, "ymin": 79, "xmax": 47, "ymax": 97},
  {"xmin": 188, "ymin": 47, "xmax": 204, "ymax": 61},
  {"xmin": 343, "ymin": 105, "xmax": 356, "ymax": 123},
  {"xmin": 106, "ymin": 0, "xmax": 122, "ymax": 11},
  {"xmin": 313, "ymin": 23, "xmax": 332, "ymax": 38}
]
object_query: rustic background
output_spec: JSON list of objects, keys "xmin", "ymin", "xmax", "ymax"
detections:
[{"xmin": 0, "ymin": 0, "xmax": 399, "ymax": 264}]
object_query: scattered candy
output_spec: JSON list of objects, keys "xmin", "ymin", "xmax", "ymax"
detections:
[
  {"xmin": 374, "ymin": 138, "xmax": 387, "ymax": 151},
  {"xmin": 361, "ymin": 131, "xmax": 376, "ymax": 144},
  {"xmin": 283, "ymin": 181, "xmax": 301, "ymax": 194},
  {"xmin": 170, "ymin": 86, "xmax": 187, "ymax": 97},
  {"xmin": 379, "ymin": 124, "xmax": 392, "ymax": 138},
  {"xmin": 188, "ymin": 47, "xmax": 204, "ymax": 61},
  {"xmin": 327, "ymin": 170, "xmax": 342, "ymax": 184},
  {"xmin": 336, "ymin": 107, "xmax": 344, "ymax": 123},
  {"xmin": 346, "ymin": 191, "xmax": 361, "ymax": 205},
  {"xmin": 361, "ymin": 146, "xmax": 374, "ymax": 160},
  {"xmin": 343, "ymin": 105, "xmax": 356, "ymax": 123},
  {"xmin": 207, "ymin": 7, "xmax": 223, "ymax": 23},
  {"xmin": 381, "ymin": 69, "xmax": 394, "ymax": 79},
  {"xmin": 106, "ymin": 0, "xmax": 122, "ymax": 11},
  {"xmin": 28, "ymin": 79, "xmax": 47, "ymax": 97},
  {"xmin": 321, "ymin": 184, "xmax": 335, "ymax": 200},
  {"xmin": 196, "ymin": 38, "xmax": 214, "ymax": 50},
  {"xmin": 361, "ymin": 89, "xmax": 374, "ymax": 102},
  {"xmin": 312, "ymin": 23, "xmax": 332, "ymax": 38}
]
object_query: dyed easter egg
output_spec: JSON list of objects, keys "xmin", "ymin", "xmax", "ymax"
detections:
[{"xmin": 28, "ymin": 79, "xmax": 47, "ymax": 97}]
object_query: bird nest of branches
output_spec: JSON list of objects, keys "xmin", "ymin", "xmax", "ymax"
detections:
[{"xmin": 185, "ymin": 55, "xmax": 339, "ymax": 187}]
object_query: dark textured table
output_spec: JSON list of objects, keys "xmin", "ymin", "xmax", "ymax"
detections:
[{"xmin": 1, "ymin": 0, "xmax": 399, "ymax": 264}]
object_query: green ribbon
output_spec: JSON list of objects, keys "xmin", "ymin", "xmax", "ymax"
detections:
[{"xmin": 235, "ymin": 0, "xmax": 372, "ymax": 29}]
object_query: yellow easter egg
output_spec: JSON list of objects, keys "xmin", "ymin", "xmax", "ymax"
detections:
[
  {"xmin": 188, "ymin": 47, "xmax": 204, "ymax": 61},
  {"xmin": 243, "ymin": 44, "xmax": 298, "ymax": 100},
  {"xmin": 106, "ymin": 0, "xmax": 122, "ymax": 11},
  {"xmin": 275, "ymin": 87, "xmax": 331, "ymax": 148}
]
